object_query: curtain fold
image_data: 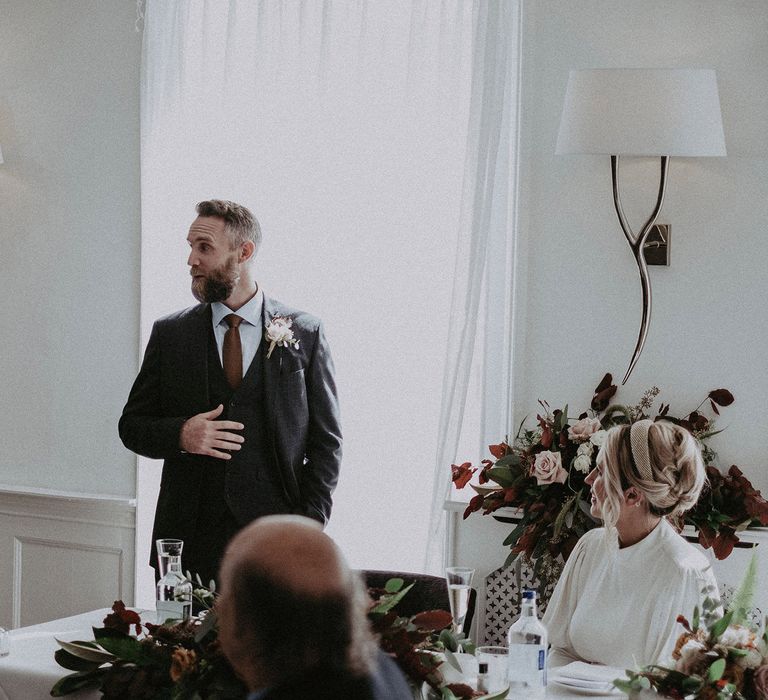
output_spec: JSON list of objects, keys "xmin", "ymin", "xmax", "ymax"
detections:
[
  {"xmin": 425, "ymin": 0, "xmax": 520, "ymax": 573},
  {"xmin": 138, "ymin": 0, "xmax": 495, "ymax": 604}
]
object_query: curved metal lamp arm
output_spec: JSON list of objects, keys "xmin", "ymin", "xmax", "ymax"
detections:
[{"xmin": 610, "ymin": 155, "xmax": 670, "ymax": 385}]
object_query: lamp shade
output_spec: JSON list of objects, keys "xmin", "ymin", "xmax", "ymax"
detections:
[{"xmin": 556, "ymin": 68, "xmax": 726, "ymax": 157}]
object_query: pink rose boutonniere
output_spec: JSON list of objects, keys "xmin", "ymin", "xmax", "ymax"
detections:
[
  {"xmin": 532, "ymin": 450, "xmax": 567, "ymax": 485},
  {"xmin": 264, "ymin": 316, "xmax": 299, "ymax": 359}
]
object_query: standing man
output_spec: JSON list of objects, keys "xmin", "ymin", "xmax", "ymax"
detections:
[{"xmin": 119, "ymin": 200, "xmax": 342, "ymax": 584}]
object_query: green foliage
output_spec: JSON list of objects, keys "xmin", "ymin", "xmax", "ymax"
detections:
[{"xmin": 727, "ymin": 550, "xmax": 758, "ymax": 626}]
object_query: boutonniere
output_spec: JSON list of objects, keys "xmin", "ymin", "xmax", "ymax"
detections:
[{"xmin": 264, "ymin": 316, "xmax": 299, "ymax": 359}]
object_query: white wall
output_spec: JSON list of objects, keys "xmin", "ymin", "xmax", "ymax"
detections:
[
  {"xmin": 513, "ymin": 1, "xmax": 768, "ymax": 490},
  {"xmin": 0, "ymin": 0, "xmax": 141, "ymax": 498}
]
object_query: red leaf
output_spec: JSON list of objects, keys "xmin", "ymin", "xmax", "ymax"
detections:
[
  {"xmin": 489, "ymin": 443, "xmax": 509, "ymax": 460},
  {"xmin": 451, "ymin": 462, "xmax": 476, "ymax": 489},
  {"xmin": 676, "ymin": 615, "xmax": 692, "ymax": 633},
  {"xmin": 540, "ymin": 424, "xmax": 553, "ymax": 449},
  {"xmin": 709, "ymin": 400, "xmax": 720, "ymax": 416},
  {"xmin": 463, "ymin": 494, "xmax": 484, "ymax": 519},
  {"xmin": 712, "ymin": 528, "xmax": 739, "ymax": 560},
  {"xmin": 687, "ymin": 411, "xmax": 709, "ymax": 432},
  {"xmin": 591, "ymin": 373, "xmax": 617, "ymax": 411},
  {"xmin": 411, "ymin": 609, "xmax": 453, "ymax": 632},
  {"xmin": 708, "ymin": 389, "xmax": 735, "ymax": 407}
]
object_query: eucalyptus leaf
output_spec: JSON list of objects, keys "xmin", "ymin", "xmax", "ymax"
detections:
[
  {"xmin": 370, "ymin": 582, "xmax": 414, "ymax": 614},
  {"xmin": 553, "ymin": 496, "xmax": 575, "ymax": 539},
  {"xmin": 707, "ymin": 657, "xmax": 726, "ymax": 682},
  {"xmin": 710, "ymin": 610, "xmax": 733, "ymax": 640},
  {"xmin": 384, "ymin": 578, "xmax": 404, "ymax": 593}
]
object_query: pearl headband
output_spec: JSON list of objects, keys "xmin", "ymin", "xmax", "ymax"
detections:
[{"xmin": 629, "ymin": 419, "xmax": 654, "ymax": 481}]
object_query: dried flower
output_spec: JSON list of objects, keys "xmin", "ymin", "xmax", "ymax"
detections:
[{"xmin": 169, "ymin": 647, "xmax": 198, "ymax": 682}]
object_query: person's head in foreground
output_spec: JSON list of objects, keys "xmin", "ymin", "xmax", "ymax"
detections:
[
  {"xmin": 216, "ymin": 515, "xmax": 412, "ymax": 699},
  {"xmin": 586, "ymin": 419, "xmax": 706, "ymax": 545}
]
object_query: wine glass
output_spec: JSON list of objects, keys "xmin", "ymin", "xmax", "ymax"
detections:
[{"xmin": 445, "ymin": 566, "xmax": 475, "ymax": 634}]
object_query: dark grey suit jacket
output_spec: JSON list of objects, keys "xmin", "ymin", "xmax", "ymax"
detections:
[{"xmin": 119, "ymin": 295, "xmax": 342, "ymax": 543}]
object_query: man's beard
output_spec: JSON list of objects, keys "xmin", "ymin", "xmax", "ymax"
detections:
[{"xmin": 191, "ymin": 255, "xmax": 239, "ymax": 303}]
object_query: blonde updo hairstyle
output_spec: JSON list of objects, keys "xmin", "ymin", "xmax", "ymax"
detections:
[{"xmin": 596, "ymin": 421, "xmax": 706, "ymax": 531}]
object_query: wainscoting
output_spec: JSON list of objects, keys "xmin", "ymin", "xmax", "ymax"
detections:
[
  {"xmin": 445, "ymin": 500, "xmax": 768, "ymax": 645},
  {"xmin": 0, "ymin": 486, "xmax": 135, "ymax": 629}
]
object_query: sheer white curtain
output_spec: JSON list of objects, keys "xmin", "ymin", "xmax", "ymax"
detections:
[
  {"xmin": 426, "ymin": 0, "xmax": 521, "ymax": 572},
  {"xmin": 137, "ymin": 0, "xmax": 484, "ymax": 604}
]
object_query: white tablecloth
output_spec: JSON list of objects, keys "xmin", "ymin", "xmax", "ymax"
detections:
[
  {"xmin": 0, "ymin": 609, "xmax": 120, "ymax": 700},
  {"xmin": 0, "ymin": 610, "xmax": 623, "ymax": 700}
]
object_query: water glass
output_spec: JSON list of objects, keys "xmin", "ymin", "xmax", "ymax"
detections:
[
  {"xmin": 445, "ymin": 566, "xmax": 474, "ymax": 633},
  {"xmin": 0, "ymin": 627, "xmax": 9, "ymax": 657},
  {"xmin": 156, "ymin": 538, "xmax": 184, "ymax": 578},
  {"xmin": 476, "ymin": 645, "xmax": 508, "ymax": 694}
]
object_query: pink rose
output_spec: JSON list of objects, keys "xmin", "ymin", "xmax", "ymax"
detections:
[
  {"xmin": 568, "ymin": 417, "xmax": 602, "ymax": 442},
  {"xmin": 754, "ymin": 664, "xmax": 768, "ymax": 699},
  {"xmin": 532, "ymin": 451, "xmax": 567, "ymax": 485}
]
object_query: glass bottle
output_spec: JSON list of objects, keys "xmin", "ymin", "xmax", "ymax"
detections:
[
  {"xmin": 155, "ymin": 539, "xmax": 193, "ymax": 623},
  {"xmin": 507, "ymin": 588, "xmax": 547, "ymax": 697}
]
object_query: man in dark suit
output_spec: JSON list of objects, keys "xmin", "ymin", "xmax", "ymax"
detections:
[
  {"xmin": 119, "ymin": 200, "xmax": 342, "ymax": 584},
  {"xmin": 217, "ymin": 515, "xmax": 413, "ymax": 700}
]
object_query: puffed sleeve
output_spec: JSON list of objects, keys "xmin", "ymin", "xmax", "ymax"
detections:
[
  {"xmin": 644, "ymin": 554, "xmax": 720, "ymax": 665},
  {"xmin": 542, "ymin": 529, "xmax": 599, "ymax": 668}
]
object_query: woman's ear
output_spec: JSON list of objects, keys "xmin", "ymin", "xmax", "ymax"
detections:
[{"xmin": 624, "ymin": 487, "xmax": 644, "ymax": 507}]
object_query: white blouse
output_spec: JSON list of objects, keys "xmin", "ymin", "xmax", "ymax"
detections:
[{"xmin": 542, "ymin": 519, "xmax": 719, "ymax": 670}]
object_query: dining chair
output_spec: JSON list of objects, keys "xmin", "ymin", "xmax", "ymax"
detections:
[{"xmin": 360, "ymin": 569, "xmax": 476, "ymax": 638}]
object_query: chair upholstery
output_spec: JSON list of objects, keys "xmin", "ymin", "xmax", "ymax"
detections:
[{"xmin": 360, "ymin": 569, "xmax": 476, "ymax": 637}]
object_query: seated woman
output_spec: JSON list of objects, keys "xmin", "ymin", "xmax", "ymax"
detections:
[{"xmin": 542, "ymin": 419, "xmax": 718, "ymax": 670}]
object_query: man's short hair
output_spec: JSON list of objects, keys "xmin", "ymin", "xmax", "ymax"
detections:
[
  {"xmin": 196, "ymin": 199, "xmax": 262, "ymax": 254},
  {"xmin": 227, "ymin": 565, "xmax": 376, "ymax": 681}
]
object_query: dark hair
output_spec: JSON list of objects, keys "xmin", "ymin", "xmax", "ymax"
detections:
[
  {"xmin": 227, "ymin": 567, "xmax": 376, "ymax": 682},
  {"xmin": 196, "ymin": 199, "xmax": 262, "ymax": 253}
]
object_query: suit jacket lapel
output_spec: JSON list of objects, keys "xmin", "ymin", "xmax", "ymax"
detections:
[
  {"xmin": 182, "ymin": 304, "xmax": 212, "ymax": 411},
  {"xmin": 262, "ymin": 295, "xmax": 282, "ymax": 430}
]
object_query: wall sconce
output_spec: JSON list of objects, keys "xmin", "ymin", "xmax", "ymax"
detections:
[
  {"xmin": 556, "ymin": 69, "xmax": 726, "ymax": 384},
  {"xmin": 0, "ymin": 144, "xmax": 4, "ymax": 165}
]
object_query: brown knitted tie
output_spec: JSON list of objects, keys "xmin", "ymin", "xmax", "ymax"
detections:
[{"xmin": 223, "ymin": 314, "xmax": 243, "ymax": 390}]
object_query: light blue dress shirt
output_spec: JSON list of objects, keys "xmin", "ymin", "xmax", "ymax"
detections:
[{"xmin": 211, "ymin": 287, "xmax": 264, "ymax": 377}]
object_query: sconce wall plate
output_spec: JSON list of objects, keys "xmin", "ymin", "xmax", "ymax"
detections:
[{"xmin": 644, "ymin": 224, "xmax": 669, "ymax": 266}]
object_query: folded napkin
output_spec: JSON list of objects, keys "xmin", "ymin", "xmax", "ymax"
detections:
[{"xmin": 549, "ymin": 661, "xmax": 626, "ymax": 696}]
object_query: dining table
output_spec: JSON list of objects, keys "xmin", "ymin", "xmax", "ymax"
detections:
[{"xmin": 0, "ymin": 609, "xmax": 623, "ymax": 699}]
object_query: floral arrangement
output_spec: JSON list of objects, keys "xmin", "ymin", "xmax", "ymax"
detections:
[
  {"xmin": 452, "ymin": 373, "xmax": 768, "ymax": 584},
  {"xmin": 367, "ymin": 577, "xmax": 507, "ymax": 700},
  {"xmin": 53, "ymin": 577, "xmax": 506, "ymax": 700},
  {"xmin": 615, "ymin": 557, "xmax": 768, "ymax": 700},
  {"xmin": 51, "ymin": 578, "xmax": 243, "ymax": 699}
]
